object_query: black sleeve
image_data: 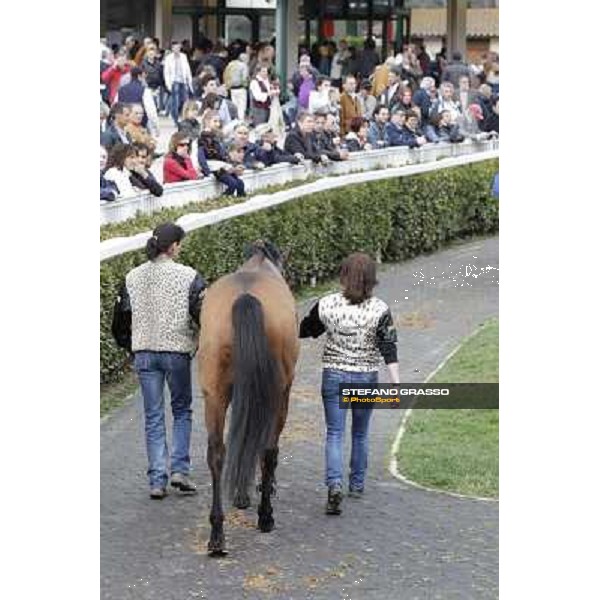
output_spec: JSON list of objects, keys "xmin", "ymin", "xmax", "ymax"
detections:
[
  {"xmin": 188, "ymin": 273, "xmax": 207, "ymax": 326},
  {"xmin": 299, "ymin": 302, "xmax": 326, "ymax": 338},
  {"xmin": 111, "ymin": 282, "xmax": 132, "ymax": 352},
  {"xmin": 375, "ymin": 308, "xmax": 398, "ymax": 364}
]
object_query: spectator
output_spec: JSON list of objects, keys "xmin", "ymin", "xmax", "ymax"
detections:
[
  {"xmin": 344, "ymin": 117, "xmax": 371, "ymax": 152},
  {"xmin": 458, "ymin": 103, "xmax": 489, "ymax": 141},
  {"xmin": 101, "ymin": 49, "xmax": 132, "ymax": 105},
  {"xmin": 129, "ymin": 143, "xmax": 163, "ymax": 196},
  {"xmin": 398, "ymin": 87, "xmax": 415, "ymax": 112},
  {"xmin": 111, "ymin": 222, "xmax": 206, "ymax": 499},
  {"xmin": 372, "ymin": 57, "xmax": 396, "ymax": 98},
  {"xmin": 253, "ymin": 123, "xmax": 301, "ymax": 167},
  {"xmin": 226, "ymin": 142, "xmax": 247, "ymax": 173},
  {"xmin": 474, "ymin": 83, "xmax": 494, "ymax": 122},
  {"xmin": 486, "ymin": 62, "xmax": 500, "ymax": 95},
  {"xmin": 330, "ymin": 40, "xmax": 350, "ymax": 88},
  {"xmin": 133, "ymin": 37, "xmax": 154, "ymax": 66},
  {"xmin": 400, "ymin": 45, "xmax": 423, "ymax": 90},
  {"xmin": 232, "ymin": 123, "xmax": 263, "ymax": 169},
  {"xmin": 430, "ymin": 82, "xmax": 461, "ymax": 125},
  {"xmin": 100, "ymin": 101, "xmax": 111, "ymax": 136},
  {"xmin": 249, "ymin": 65, "xmax": 276, "ymax": 125},
  {"xmin": 103, "ymin": 143, "xmax": 139, "ymax": 198},
  {"xmin": 428, "ymin": 110, "xmax": 464, "ymax": 144},
  {"xmin": 124, "ymin": 103, "xmax": 157, "ymax": 153},
  {"xmin": 223, "ymin": 51, "xmax": 249, "ymax": 121},
  {"xmin": 197, "ymin": 110, "xmax": 246, "ymax": 197},
  {"xmin": 456, "ymin": 75, "xmax": 477, "ymax": 114},
  {"xmin": 483, "ymin": 96, "xmax": 499, "ymax": 135},
  {"xmin": 163, "ymin": 132, "xmax": 200, "ymax": 183},
  {"xmin": 299, "ymin": 252, "xmax": 400, "ymax": 514},
  {"xmin": 441, "ymin": 51, "xmax": 471, "ymax": 89},
  {"xmin": 101, "ymin": 102, "xmax": 131, "ymax": 150},
  {"xmin": 412, "ymin": 76, "xmax": 436, "ymax": 124},
  {"xmin": 142, "ymin": 45, "xmax": 165, "ymax": 114},
  {"xmin": 401, "ymin": 110, "xmax": 428, "ymax": 148},
  {"xmin": 357, "ymin": 38, "xmax": 380, "ymax": 80},
  {"xmin": 100, "ymin": 145, "xmax": 118, "ymax": 202},
  {"xmin": 416, "ymin": 44, "xmax": 432, "ymax": 78},
  {"xmin": 339, "ymin": 75, "xmax": 363, "ymax": 136},
  {"xmin": 384, "ymin": 109, "xmax": 407, "ymax": 146},
  {"xmin": 358, "ymin": 82, "xmax": 377, "ymax": 120},
  {"xmin": 163, "ymin": 41, "xmax": 194, "ymax": 126},
  {"xmin": 379, "ymin": 66, "xmax": 403, "ymax": 112},
  {"xmin": 178, "ymin": 100, "xmax": 202, "ymax": 145},
  {"xmin": 309, "ymin": 76, "xmax": 334, "ymax": 115},
  {"xmin": 100, "ymin": 46, "xmax": 114, "ymax": 104},
  {"xmin": 367, "ymin": 105, "xmax": 390, "ymax": 148},
  {"xmin": 297, "ymin": 64, "xmax": 317, "ymax": 111},
  {"xmin": 291, "ymin": 55, "xmax": 320, "ymax": 98},
  {"xmin": 284, "ymin": 112, "xmax": 324, "ymax": 163},
  {"xmin": 118, "ymin": 67, "xmax": 160, "ymax": 138},
  {"xmin": 313, "ymin": 112, "xmax": 348, "ymax": 162}
]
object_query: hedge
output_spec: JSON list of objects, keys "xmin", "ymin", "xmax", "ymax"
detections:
[{"xmin": 100, "ymin": 159, "xmax": 498, "ymax": 384}]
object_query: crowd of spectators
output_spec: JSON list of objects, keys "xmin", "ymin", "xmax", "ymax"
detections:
[{"xmin": 100, "ymin": 34, "xmax": 499, "ymax": 202}]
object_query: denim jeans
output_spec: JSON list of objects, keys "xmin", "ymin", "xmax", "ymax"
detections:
[
  {"xmin": 321, "ymin": 368, "xmax": 378, "ymax": 491},
  {"xmin": 134, "ymin": 351, "xmax": 193, "ymax": 489},
  {"xmin": 170, "ymin": 82, "xmax": 188, "ymax": 126}
]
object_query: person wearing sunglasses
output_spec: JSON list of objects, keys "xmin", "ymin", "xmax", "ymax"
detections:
[{"xmin": 163, "ymin": 132, "xmax": 201, "ymax": 184}]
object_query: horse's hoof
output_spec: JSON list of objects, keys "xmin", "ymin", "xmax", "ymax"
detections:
[
  {"xmin": 207, "ymin": 538, "xmax": 227, "ymax": 556},
  {"xmin": 233, "ymin": 492, "xmax": 251, "ymax": 509},
  {"xmin": 258, "ymin": 516, "xmax": 275, "ymax": 533}
]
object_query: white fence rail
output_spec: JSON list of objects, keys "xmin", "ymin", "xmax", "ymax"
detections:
[{"xmin": 100, "ymin": 140, "xmax": 498, "ymax": 262}]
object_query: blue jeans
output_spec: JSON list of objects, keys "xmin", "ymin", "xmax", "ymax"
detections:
[
  {"xmin": 170, "ymin": 82, "xmax": 188, "ymax": 126},
  {"xmin": 321, "ymin": 368, "xmax": 378, "ymax": 491},
  {"xmin": 134, "ymin": 351, "xmax": 193, "ymax": 489}
]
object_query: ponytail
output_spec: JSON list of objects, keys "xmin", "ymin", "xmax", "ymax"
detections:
[{"xmin": 145, "ymin": 222, "xmax": 186, "ymax": 261}]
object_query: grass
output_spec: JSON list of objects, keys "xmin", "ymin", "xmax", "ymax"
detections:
[
  {"xmin": 396, "ymin": 318, "xmax": 499, "ymax": 498},
  {"xmin": 100, "ymin": 366, "xmax": 139, "ymax": 418}
]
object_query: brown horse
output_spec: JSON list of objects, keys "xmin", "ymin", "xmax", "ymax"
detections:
[{"xmin": 198, "ymin": 240, "xmax": 299, "ymax": 556}]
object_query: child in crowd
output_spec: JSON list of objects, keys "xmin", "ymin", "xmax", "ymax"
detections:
[{"xmin": 198, "ymin": 110, "xmax": 246, "ymax": 196}]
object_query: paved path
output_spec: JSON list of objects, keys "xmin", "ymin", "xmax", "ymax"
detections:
[{"xmin": 101, "ymin": 236, "xmax": 499, "ymax": 600}]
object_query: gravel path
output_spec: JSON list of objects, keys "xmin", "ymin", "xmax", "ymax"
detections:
[{"xmin": 101, "ymin": 236, "xmax": 499, "ymax": 600}]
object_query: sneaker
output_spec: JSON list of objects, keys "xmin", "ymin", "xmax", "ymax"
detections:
[
  {"xmin": 170, "ymin": 473, "xmax": 197, "ymax": 494},
  {"xmin": 150, "ymin": 487, "xmax": 168, "ymax": 500},
  {"xmin": 326, "ymin": 484, "xmax": 343, "ymax": 515},
  {"xmin": 348, "ymin": 487, "xmax": 364, "ymax": 499}
]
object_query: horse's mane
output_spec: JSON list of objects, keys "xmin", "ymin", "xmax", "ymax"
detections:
[{"xmin": 243, "ymin": 239, "xmax": 282, "ymax": 267}]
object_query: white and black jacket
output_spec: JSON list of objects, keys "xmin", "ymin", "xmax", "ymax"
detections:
[{"xmin": 299, "ymin": 292, "xmax": 398, "ymax": 372}]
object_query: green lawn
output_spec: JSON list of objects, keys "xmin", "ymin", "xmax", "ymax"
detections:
[
  {"xmin": 396, "ymin": 318, "xmax": 499, "ymax": 498},
  {"xmin": 100, "ymin": 367, "xmax": 139, "ymax": 418}
]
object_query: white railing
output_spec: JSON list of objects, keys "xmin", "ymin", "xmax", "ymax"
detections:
[{"xmin": 100, "ymin": 139, "xmax": 498, "ymax": 262}]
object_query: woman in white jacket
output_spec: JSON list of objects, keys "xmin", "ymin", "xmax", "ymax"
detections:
[
  {"xmin": 163, "ymin": 42, "xmax": 194, "ymax": 126},
  {"xmin": 103, "ymin": 144, "xmax": 138, "ymax": 198}
]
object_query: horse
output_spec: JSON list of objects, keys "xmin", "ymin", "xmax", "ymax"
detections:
[{"xmin": 198, "ymin": 240, "xmax": 299, "ymax": 556}]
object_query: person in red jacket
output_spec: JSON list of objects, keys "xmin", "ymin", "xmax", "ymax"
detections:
[
  {"xmin": 163, "ymin": 132, "xmax": 201, "ymax": 183},
  {"xmin": 101, "ymin": 50, "xmax": 132, "ymax": 105}
]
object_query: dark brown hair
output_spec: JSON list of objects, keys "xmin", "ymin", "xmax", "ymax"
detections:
[{"xmin": 339, "ymin": 252, "xmax": 377, "ymax": 305}]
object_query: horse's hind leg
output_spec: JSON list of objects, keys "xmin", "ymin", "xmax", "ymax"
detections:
[
  {"xmin": 205, "ymin": 387, "xmax": 229, "ymax": 556},
  {"xmin": 257, "ymin": 384, "xmax": 291, "ymax": 533}
]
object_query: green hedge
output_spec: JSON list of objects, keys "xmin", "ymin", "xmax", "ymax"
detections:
[{"xmin": 100, "ymin": 159, "xmax": 498, "ymax": 384}]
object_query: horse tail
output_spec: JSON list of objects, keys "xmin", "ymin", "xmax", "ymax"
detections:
[{"xmin": 224, "ymin": 293, "xmax": 282, "ymax": 501}]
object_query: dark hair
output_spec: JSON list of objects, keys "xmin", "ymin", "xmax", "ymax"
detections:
[
  {"xmin": 315, "ymin": 76, "xmax": 330, "ymax": 89},
  {"xmin": 132, "ymin": 142, "xmax": 150, "ymax": 157},
  {"xmin": 106, "ymin": 143, "xmax": 137, "ymax": 170},
  {"xmin": 340, "ymin": 253, "xmax": 377, "ymax": 305},
  {"xmin": 297, "ymin": 111, "xmax": 313, "ymax": 124},
  {"xmin": 348, "ymin": 117, "xmax": 366, "ymax": 133},
  {"xmin": 130, "ymin": 66, "xmax": 144, "ymax": 79},
  {"xmin": 146, "ymin": 222, "xmax": 186, "ymax": 260},
  {"xmin": 199, "ymin": 73, "xmax": 218, "ymax": 90},
  {"xmin": 452, "ymin": 51, "xmax": 462, "ymax": 61},
  {"xmin": 373, "ymin": 104, "xmax": 388, "ymax": 117},
  {"xmin": 404, "ymin": 109, "xmax": 418, "ymax": 120},
  {"xmin": 109, "ymin": 102, "xmax": 130, "ymax": 123}
]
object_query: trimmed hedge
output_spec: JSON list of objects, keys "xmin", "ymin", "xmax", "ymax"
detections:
[{"xmin": 100, "ymin": 159, "xmax": 498, "ymax": 384}]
